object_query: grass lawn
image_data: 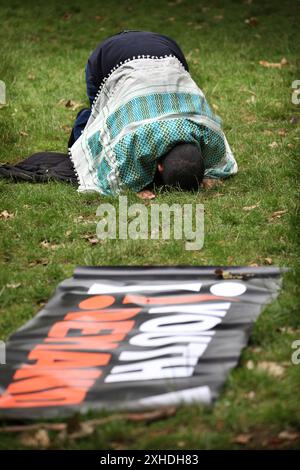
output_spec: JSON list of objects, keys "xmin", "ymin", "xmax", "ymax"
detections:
[{"xmin": 0, "ymin": 0, "xmax": 299, "ymax": 450}]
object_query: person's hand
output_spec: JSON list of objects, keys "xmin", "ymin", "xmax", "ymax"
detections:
[
  {"xmin": 137, "ymin": 189, "xmax": 156, "ymax": 200},
  {"xmin": 201, "ymin": 178, "xmax": 219, "ymax": 189}
]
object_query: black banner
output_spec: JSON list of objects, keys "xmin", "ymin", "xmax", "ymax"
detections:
[{"xmin": 0, "ymin": 266, "xmax": 285, "ymax": 419}]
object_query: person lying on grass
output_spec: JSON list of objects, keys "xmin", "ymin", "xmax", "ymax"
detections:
[{"xmin": 69, "ymin": 30, "xmax": 238, "ymax": 199}]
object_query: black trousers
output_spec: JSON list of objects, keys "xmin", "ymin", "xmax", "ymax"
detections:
[{"xmin": 68, "ymin": 30, "xmax": 189, "ymax": 147}]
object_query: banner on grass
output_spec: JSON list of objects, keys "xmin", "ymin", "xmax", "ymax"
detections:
[{"xmin": 0, "ymin": 266, "xmax": 285, "ymax": 419}]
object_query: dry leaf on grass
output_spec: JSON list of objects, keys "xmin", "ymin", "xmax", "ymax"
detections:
[
  {"xmin": 62, "ymin": 12, "xmax": 72, "ymax": 21},
  {"xmin": 61, "ymin": 124, "xmax": 72, "ymax": 133},
  {"xmin": 279, "ymin": 327, "xmax": 300, "ymax": 335},
  {"xmin": 259, "ymin": 57, "xmax": 288, "ymax": 68},
  {"xmin": 29, "ymin": 258, "xmax": 49, "ymax": 267},
  {"xmin": 81, "ymin": 234, "xmax": 100, "ymax": 245},
  {"xmin": 268, "ymin": 141, "xmax": 278, "ymax": 149},
  {"xmin": 246, "ymin": 360, "xmax": 255, "ymax": 370},
  {"xmin": 246, "ymin": 95, "xmax": 256, "ymax": 104},
  {"xmin": 40, "ymin": 240, "xmax": 60, "ymax": 250},
  {"xmin": 6, "ymin": 283, "xmax": 21, "ymax": 289},
  {"xmin": 58, "ymin": 99, "xmax": 84, "ymax": 111},
  {"xmin": 264, "ymin": 257, "xmax": 273, "ymax": 265},
  {"xmin": 0, "ymin": 210, "xmax": 14, "ymax": 220},
  {"xmin": 263, "ymin": 130, "xmax": 273, "ymax": 135},
  {"xmin": 243, "ymin": 203, "xmax": 260, "ymax": 211},
  {"xmin": 244, "ymin": 16, "xmax": 258, "ymax": 26},
  {"xmin": 232, "ymin": 433, "xmax": 252, "ymax": 444},
  {"xmin": 20, "ymin": 429, "xmax": 50, "ymax": 448},
  {"xmin": 19, "ymin": 130, "xmax": 29, "ymax": 137},
  {"xmin": 27, "ymin": 74, "xmax": 36, "ymax": 80},
  {"xmin": 215, "ymin": 268, "xmax": 254, "ymax": 281},
  {"xmin": 257, "ymin": 361, "xmax": 285, "ymax": 377},
  {"xmin": 268, "ymin": 209, "xmax": 288, "ymax": 222},
  {"xmin": 278, "ymin": 430, "xmax": 299, "ymax": 441}
]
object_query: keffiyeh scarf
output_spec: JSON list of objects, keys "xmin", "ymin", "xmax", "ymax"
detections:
[{"xmin": 70, "ymin": 56, "xmax": 237, "ymax": 195}]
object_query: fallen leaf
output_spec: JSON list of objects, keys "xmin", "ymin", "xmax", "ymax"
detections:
[
  {"xmin": 268, "ymin": 141, "xmax": 278, "ymax": 148},
  {"xmin": 246, "ymin": 95, "xmax": 256, "ymax": 104},
  {"xmin": 27, "ymin": 74, "xmax": 36, "ymax": 80},
  {"xmin": 264, "ymin": 257, "xmax": 273, "ymax": 265},
  {"xmin": 244, "ymin": 16, "xmax": 258, "ymax": 26},
  {"xmin": 268, "ymin": 209, "xmax": 288, "ymax": 222},
  {"xmin": 246, "ymin": 391, "xmax": 256, "ymax": 400},
  {"xmin": 243, "ymin": 203, "xmax": 259, "ymax": 211},
  {"xmin": 278, "ymin": 327, "xmax": 299, "ymax": 335},
  {"xmin": 214, "ymin": 15, "xmax": 224, "ymax": 20},
  {"xmin": 278, "ymin": 128, "xmax": 287, "ymax": 137},
  {"xmin": 246, "ymin": 360, "xmax": 255, "ymax": 370},
  {"xmin": 40, "ymin": 240, "xmax": 60, "ymax": 250},
  {"xmin": 74, "ymin": 215, "xmax": 84, "ymax": 222},
  {"xmin": 19, "ymin": 130, "xmax": 29, "ymax": 137},
  {"xmin": 68, "ymin": 422, "xmax": 94, "ymax": 440},
  {"xmin": 62, "ymin": 12, "xmax": 72, "ymax": 21},
  {"xmin": 259, "ymin": 57, "xmax": 288, "ymax": 69},
  {"xmin": 232, "ymin": 434, "xmax": 252, "ymax": 444},
  {"xmin": 6, "ymin": 283, "xmax": 21, "ymax": 289},
  {"xmin": 0, "ymin": 210, "xmax": 14, "ymax": 219},
  {"xmin": 61, "ymin": 124, "xmax": 72, "ymax": 133},
  {"xmin": 28, "ymin": 258, "xmax": 48, "ymax": 267},
  {"xmin": 58, "ymin": 99, "xmax": 83, "ymax": 111},
  {"xmin": 263, "ymin": 130, "xmax": 273, "ymax": 135},
  {"xmin": 20, "ymin": 429, "xmax": 50, "ymax": 448},
  {"xmin": 257, "ymin": 361, "xmax": 285, "ymax": 377},
  {"xmin": 215, "ymin": 268, "xmax": 253, "ymax": 280},
  {"xmin": 278, "ymin": 430, "xmax": 299, "ymax": 441},
  {"xmin": 81, "ymin": 234, "xmax": 99, "ymax": 245},
  {"xmin": 95, "ymin": 15, "xmax": 104, "ymax": 21},
  {"xmin": 177, "ymin": 441, "xmax": 186, "ymax": 448}
]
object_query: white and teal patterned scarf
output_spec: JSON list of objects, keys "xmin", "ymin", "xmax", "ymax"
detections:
[{"xmin": 70, "ymin": 56, "xmax": 237, "ymax": 195}]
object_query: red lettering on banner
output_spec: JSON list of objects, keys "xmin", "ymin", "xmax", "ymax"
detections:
[{"xmin": 0, "ymin": 294, "xmax": 141, "ymax": 409}]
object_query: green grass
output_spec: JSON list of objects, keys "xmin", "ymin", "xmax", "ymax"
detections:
[{"xmin": 0, "ymin": 0, "xmax": 300, "ymax": 450}]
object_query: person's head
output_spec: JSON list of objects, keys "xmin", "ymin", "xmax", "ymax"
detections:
[{"xmin": 157, "ymin": 143, "xmax": 204, "ymax": 191}]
